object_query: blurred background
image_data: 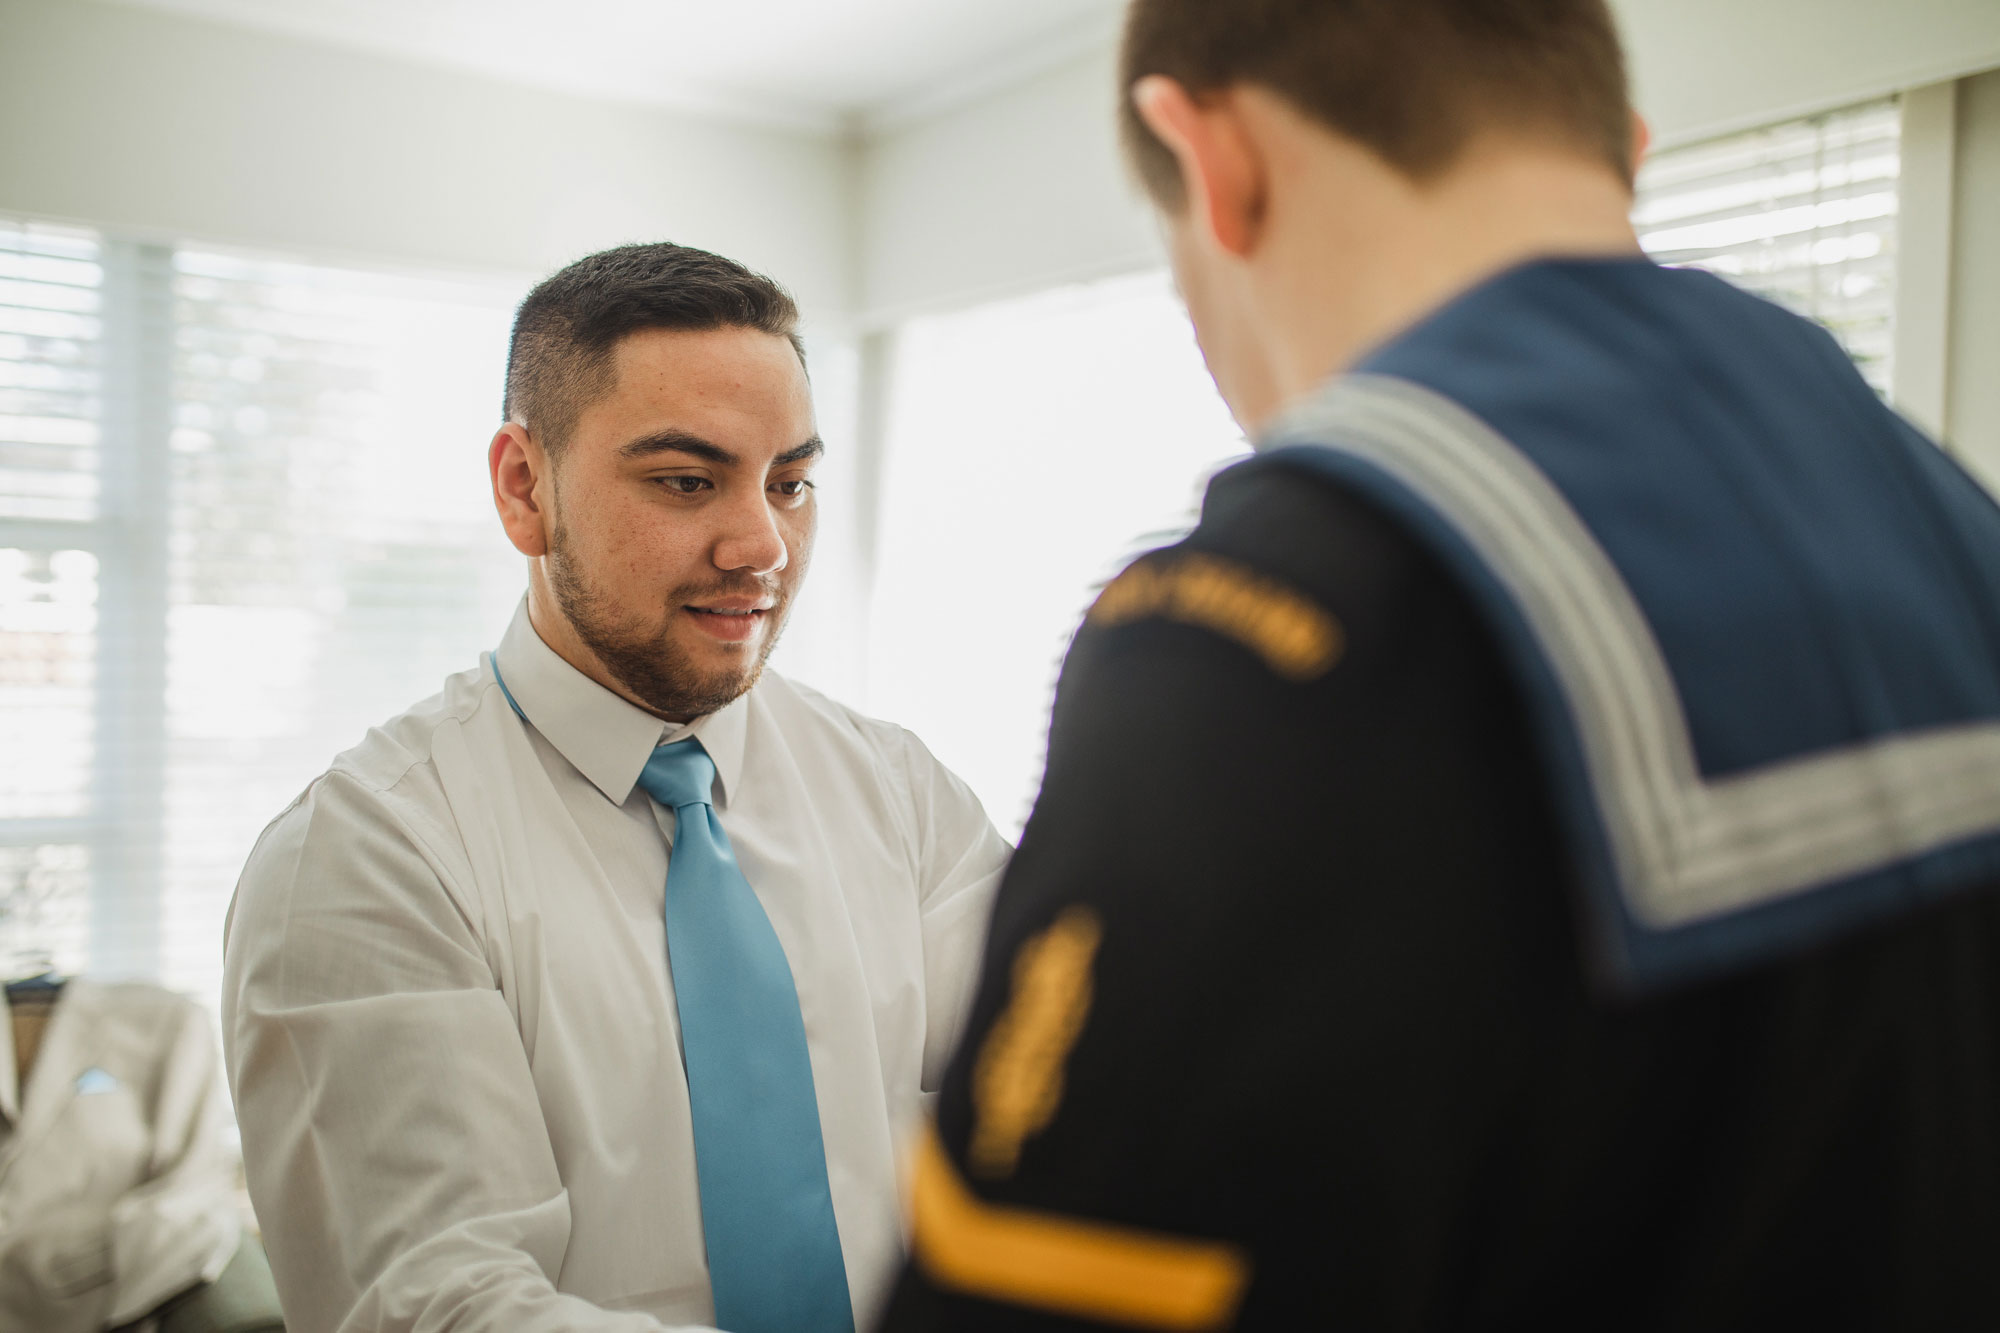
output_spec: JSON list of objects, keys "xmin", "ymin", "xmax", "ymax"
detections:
[{"xmin": 1, "ymin": 0, "xmax": 1998, "ymax": 1020}]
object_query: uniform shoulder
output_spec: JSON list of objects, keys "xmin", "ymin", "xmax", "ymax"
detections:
[
  {"xmin": 1188, "ymin": 451, "xmax": 1448, "ymax": 612},
  {"xmin": 1074, "ymin": 453, "xmax": 1462, "ymax": 699}
]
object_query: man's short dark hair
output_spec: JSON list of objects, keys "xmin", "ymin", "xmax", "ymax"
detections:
[
  {"xmin": 504, "ymin": 242, "xmax": 805, "ymax": 454},
  {"xmin": 1119, "ymin": 0, "xmax": 1634, "ymax": 208}
]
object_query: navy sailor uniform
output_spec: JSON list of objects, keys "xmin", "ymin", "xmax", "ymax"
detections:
[{"xmin": 880, "ymin": 258, "xmax": 2000, "ymax": 1331}]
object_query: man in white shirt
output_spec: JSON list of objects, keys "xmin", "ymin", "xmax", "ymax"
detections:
[{"xmin": 221, "ymin": 242, "xmax": 1011, "ymax": 1333}]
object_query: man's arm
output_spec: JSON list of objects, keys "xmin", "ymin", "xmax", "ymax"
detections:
[
  {"xmin": 223, "ymin": 771, "xmax": 684, "ymax": 1333},
  {"xmin": 894, "ymin": 728, "xmax": 1013, "ymax": 1092},
  {"xmin": 878, "ymin": 463, "xmax": 1566, "ymax": 1329}
]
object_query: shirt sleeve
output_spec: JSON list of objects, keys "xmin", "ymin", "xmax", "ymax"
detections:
[
  {"xmin": 222, "ymin": 771, "xmax": 693, "ymax": 1333},
  {"xmin": 894, "ymin": 728, "xmax": 1013, "ymax": 1092},
  {"xmin": 876, "ymin": 461, "xmax": 1564, "ymax": 1330}
]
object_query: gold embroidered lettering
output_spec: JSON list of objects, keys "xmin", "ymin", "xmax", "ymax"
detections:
[{"xmin": 1089, "ymin": 553, "xmax": 1344, "ymax": 679}]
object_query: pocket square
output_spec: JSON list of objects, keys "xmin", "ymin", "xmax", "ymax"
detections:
[{"xmin": 75, "ymin": 1067, "xmax": 118, "ymax": 1095}]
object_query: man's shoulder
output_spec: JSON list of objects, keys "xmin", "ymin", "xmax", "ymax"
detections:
[
  {"xmin": 752, "ymin": 668, "xmax": 927, "ymax": 770},
  {"xmin": 246, "ymin": 661, "xmax": 502, "ymax": 876},
  {"xmin": 327, "ymin": 661, "xmax": 501, "ymax": 791},
  {"xmin": 749, "ymin": 671, "xmax": 992, "ymax": 843}
]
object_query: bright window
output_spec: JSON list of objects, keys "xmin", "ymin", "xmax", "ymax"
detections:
[
  {"xmin": 1636, "ymin": 98, "xmax": 1901, "ymax": 394},
  {"xmin": 864, "ymin": 271, "xmax": 1245, "ymax": 834},
  {"xmin": 0, "ymin": 216, "xmax": 529, "ymax": 1003}
]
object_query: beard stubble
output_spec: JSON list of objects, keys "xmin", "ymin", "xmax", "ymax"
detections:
[{"xmin": 546, "ymin": 517, "xmax": 789, "ymax": 721}]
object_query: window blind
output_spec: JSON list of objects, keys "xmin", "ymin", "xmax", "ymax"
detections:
[
  {"xmin": 0, "ymin": 218, "xmax": 103, "ymax": 979},
  {"xmin": 1635, "ymin": 98, "xmax": 1901, "ymax": 394},
  {"xmin": 159, "ymin": 248, "xmax": 527, "ymax": 1004},
  {"xmin": 1, "ymin": 215, "xmax": 529, "ymax": 1009}
]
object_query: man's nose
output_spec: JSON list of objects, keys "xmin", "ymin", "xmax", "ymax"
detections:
[{"xmin": 712, "ymin": 487, "xmax": 789, "ymax": 576}]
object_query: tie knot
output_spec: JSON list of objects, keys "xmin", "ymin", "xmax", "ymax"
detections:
[{"xmin": 638, "ymin": 738, "xmax": 717, "ymax": 810}]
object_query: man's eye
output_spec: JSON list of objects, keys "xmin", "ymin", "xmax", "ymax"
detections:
[
  {"xmin": 772, "ymin": 480, "xmax": 816, "ymax": 498},
  {"xmin": 661, "ymin": 476, "xmax": 712, "ymax": 495}
]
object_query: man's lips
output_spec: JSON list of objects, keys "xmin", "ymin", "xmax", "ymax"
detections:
[{"xmin": 683, "ymin": 601, "xmax": 773, "ymax": 643}]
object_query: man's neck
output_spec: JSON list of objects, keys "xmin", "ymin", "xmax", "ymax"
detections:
[{"xmin": 1249, "ymin": 146, "xmax": 1643, "ymax": 432}]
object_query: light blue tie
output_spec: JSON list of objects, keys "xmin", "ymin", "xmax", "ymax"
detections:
[
  {"xmin": 637, "ymin": 738, "xmax": 854, "ymax": 1333},
  {"xmin": 487, "ymin": 658, "xmax": 851, "ymax": 1332}
]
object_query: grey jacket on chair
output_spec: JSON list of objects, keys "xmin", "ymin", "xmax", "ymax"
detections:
[{"xmin": 0, "ymin": 980, "xmax": 241, "ymax": 1332}]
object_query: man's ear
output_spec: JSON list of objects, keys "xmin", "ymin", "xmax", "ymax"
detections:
[
  {"xmin": 1131, "ymin": 76, "xmax": 1267, "ymax": 258},
  {"xmin": 1630, "ymin": 111, "xmax": 1653, "ymax": 178},
  {"xmin": 490, "ymin": 423, "xmax": 551, "ymax": 558}
]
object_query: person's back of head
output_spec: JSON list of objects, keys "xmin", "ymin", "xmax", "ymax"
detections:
[
  {"xmin": 1118, "ymin": 0, "xmax": 1646, "ymax": 429},
  {"xmin": 1120, "ymin": 0, "xmax": 1635, "ymax": 201}
]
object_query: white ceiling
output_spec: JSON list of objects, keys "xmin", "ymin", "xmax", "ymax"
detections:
[{"xmin": 95, "ymin": 0, "xmax": 1131, "ymax": 135}]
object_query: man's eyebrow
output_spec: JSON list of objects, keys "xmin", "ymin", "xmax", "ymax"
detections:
[
  {"xmin": 618, "ymin": 428, "xmax": 738, "ymax": 466},
  {"xmin": 776, "ymin": 437, "xmax": 824, "ymax": 466}
]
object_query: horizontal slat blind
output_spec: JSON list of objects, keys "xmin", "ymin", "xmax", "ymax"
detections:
[
  {"xmin": 159, "ymin": 248, "xmax": 526, "ymax": 1003},
  {"xmin": 1636, "ymin": 98, "xmax": 1901, "ymax": 394},
  {"xmin": 0, "ymin": 225, "xmax": 101, "ymax": 525},
  {"xmin": 0, "ymin": 214, "xmax": 529, "ymax": 1009},
  {"xmin": 0, "ymin": 219, "xmax": 101, "ymax": 976}
]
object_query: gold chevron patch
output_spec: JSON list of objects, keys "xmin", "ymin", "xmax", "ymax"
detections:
[{"xmin": 910, "ymin": 1123, "xmax": 1251, "ymax": 1331}]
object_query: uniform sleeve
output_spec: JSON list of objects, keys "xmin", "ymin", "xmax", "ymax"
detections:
[
  {"xmin": 895, "ymin": 728, "xmax": 1014, "ymax": 1092},
  {"xmin": 222, "ymin": 772, "xmax": 687, "ymax": 1333},
  {"xmin": 877, "ymin": 463, "xmax": 1564, "ymax": 1330}
]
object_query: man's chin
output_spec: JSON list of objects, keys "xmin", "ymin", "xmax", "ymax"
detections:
[
  {"xmin": 547, "ymin": 563, "xmax": 787, "ymax": 720},
  {"xmin": 613, "ymin": 627, "xmax": 778, "ymax": 721},
  {"xmin": 619, "ymin": 672, "xmax": 759, "ymax": 724},
  {"xmin": 673, "ymin": 623, "xmax": 773, "ymax": 678}
]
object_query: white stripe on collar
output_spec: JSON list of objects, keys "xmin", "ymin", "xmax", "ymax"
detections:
[{"xmin": 1265, "ymin": 373, "xmax": 2000, "ymax": 929}]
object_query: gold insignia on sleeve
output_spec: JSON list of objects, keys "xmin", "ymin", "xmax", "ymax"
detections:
[
  {"xmin": 1088, "ymin": 553, "xmax": 1344, "ymax": 679},
  {"xmin": 911, "ymin": 1123, "xmax": 1251, "ymax": 1331},
  {"xmin": 967, "ymin": 906, "xmax": 1104, "ymax": 1180}
]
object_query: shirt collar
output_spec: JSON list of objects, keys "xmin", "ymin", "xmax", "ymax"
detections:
[{"xmin": 492, "ymin": 598, "xmax": 750, "ymax": 809}]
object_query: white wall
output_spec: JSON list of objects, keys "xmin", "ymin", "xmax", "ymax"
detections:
[
  {"xmin": 11, "ymin": 0, "xmax": 1993, "ymax": 364},
  {"xmin": 5, "ymin": 0, "xmax": 1996, "ymax": 698},
  {"xmin": 0, "ymin": 0, "xmax": 856, "ymax": 327},
  {"xmin": 1616, "ymin": 0, "xmax": 2000, "ymax": 148},
  {"xmin": 856, "ymin": 0, "xmax": 2000, "ymax": 322},
  {"xmin": 858, "ymin": 43, "xmax": 1155, "ymax": 327},
  {"xmin": 0, "ymin": 0, "xmax": 884, "ymax": 711}
]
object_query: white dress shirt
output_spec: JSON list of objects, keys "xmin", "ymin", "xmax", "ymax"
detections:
[{"xmin": 222, "ymin": 601, "xmax": 1010, "ymax": 1333}]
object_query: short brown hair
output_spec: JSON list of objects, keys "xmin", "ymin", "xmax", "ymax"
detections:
[
  {"xmin": 505, "ymin": 242, "xmax": 804, "ymax": 455},
  {"xmin": 1119, "ymin": 0, "xmax": 1634, "ymax": 207}
]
